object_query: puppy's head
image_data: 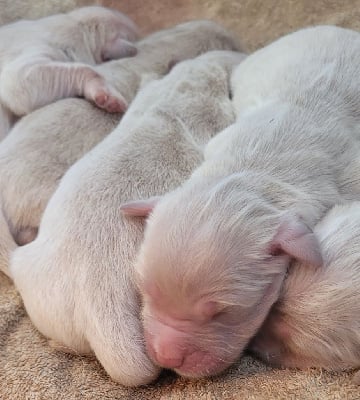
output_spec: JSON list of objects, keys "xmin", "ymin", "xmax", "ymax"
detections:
[
  {"xmin": 248, "ymin": 280, "xmax": 345, "ymax": 370},
  {"xmin": 121, "ymin": 173, "xmax": 322, "ymax": 378},
  {"xmin": 248, "ymin": 303, "xmax": 320, "ymax": 369},
  {"xmin": 250, "ymin": 202, "xmax": 360, "ymax": 371},
  {"xmin": 69, "ymin": 6, "xmax": 139, "ymax": 63}
]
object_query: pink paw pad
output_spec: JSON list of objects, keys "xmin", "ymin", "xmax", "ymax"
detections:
[
  {"xmin": 85, "ymin": 77, "xmax": 127, "ymax": 113},
  {"xmin": 94, "ymin": 88, "xmax": 127, "ymax": 113},
  {"xmin": 106, "ymin": 96, "xmax": 127, "ymax": 113},
  {"xmin": 94, "ymin": 91, "xmax": 108, "ymax": 107}
]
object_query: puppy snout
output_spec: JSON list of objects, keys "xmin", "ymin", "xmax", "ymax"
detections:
[
  {"xmin": 154, "ymin": 351, "xmax": 184, "ymax": 369},
  {"xmin": 148, "ymin": 337, "xmax": 185, "ymax": 369},
  {"xmin": 145, "ymin": 323, "xmax": 186, "ymax": 369}
]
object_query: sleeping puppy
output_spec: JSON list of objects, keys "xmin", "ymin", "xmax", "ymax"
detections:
[
  {"xmin": 1, "ymin": 44, "xmax": 244, "ymax": 389},
  {"xmin": 0, "ymin": 20, "xmax": 238, "ymax": 246},
  {"xmin": 0, "ymin": 6, "xmax": 138, "ymax": 138},
  {"xmin": 249, "ymin": 202, "xmax": 360, "ymax": 383},
  {"xmin": 121, "ymin": 26, "xmax": 360, "ymax": 378}
]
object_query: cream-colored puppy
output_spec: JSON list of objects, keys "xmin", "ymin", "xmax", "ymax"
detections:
[
  {"xmin": 0, "ymin": 20, "xmax": 238, "ymax": 245},
  {"xmin": 0, "ymin": 6, "xmax": 139, "ymax": 139},
  {"xmin": 1, "ymin": 46, "xmax": 244, "ymax": 389},
  {"xmin": 250, "ymin": 202, "xmax": 360, "ymax": 383},
  {"xmin": 121, "ymin": 26, "xmax": 360, "ymax": 379}
]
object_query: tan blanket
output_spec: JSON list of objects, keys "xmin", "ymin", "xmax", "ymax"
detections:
[{"xmin": 1, "ymin": 0, "xmax": 360, "ymax": 398}]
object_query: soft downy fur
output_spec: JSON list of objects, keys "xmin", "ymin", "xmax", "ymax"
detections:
[
  {"xmin": 2, "ymin": 47, "xmax": 245, "ymax": 386},
  {"xmin": 120, "ymin": 25, "xmax": 360, "ymax": 378},
  {"xmin": 249, "ymin": 202, "xmax": 360, "ymax": 382},
  {"xmin": 0, "ymin": 6, "xmax": 139, "ymax": 139},
  {"xmin": 0, "ymin": 20, "xmax": 240, "ymax": 246},
  {"xmin": 0, "ymin": 0, "xmax": 85, "ymax": 26}
]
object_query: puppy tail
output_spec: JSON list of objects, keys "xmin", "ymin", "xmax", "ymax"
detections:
[{"xmin": 0, "ymin": 208, "xmax": 17, "ymax": 279}]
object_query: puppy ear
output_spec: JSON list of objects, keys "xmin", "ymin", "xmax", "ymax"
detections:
[
  {"xmin": 269, "ymin": 213, "xmax": 323, "ymax": 267},
  {"xmin": 120, "ymin": 196, "xmax": 161, "ymax": 217},
  {"xmin": 102, "ymin": 39, "xmax": 137, "ymax": 61}
]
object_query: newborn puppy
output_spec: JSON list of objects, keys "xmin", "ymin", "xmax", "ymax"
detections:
[
  {"xmin": 249, "ymin": 202, "xmax": 360, "ymax": 382},
  {"xmin": 0, "ymin": 20, "xmax": 237, "ymax": 246},
  {"xmin": 2, "ymin": 46, "xmax": 245, "ymax": 386},
  {"xmin": 0, "ymin": 100, "xmax": 119, "ymax": 245},
  {"xmin": 121, "ymin": 26, "xmax": 360, "ymax": 378},
  {"xmin": 0, "ymin": 6, "xmax": 139, "ymax": 138}
]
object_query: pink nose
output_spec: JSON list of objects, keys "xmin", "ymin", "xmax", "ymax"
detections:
[
  {"xmin": 145, "ymin": 324, "xmax": 186, "ymax": 369},
  {"xmin": 154, "ymin": 352, "xmax": 184, "ymax": 369},
  {"xmin": 149, "ymin": 336, "xmax": 185, "ymax": 368}
]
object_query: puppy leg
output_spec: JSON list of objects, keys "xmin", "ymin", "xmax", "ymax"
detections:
[
  {"xmin": 82, "ymin": 73, "xmax": 128, "ymax": 113},
  {"xmin": 0, "ymin": 59, "xmax": 127, "ymax": 115},
  {"xmin": 88, "ymin": 312, "xmax": 160, "ymax": 386}
]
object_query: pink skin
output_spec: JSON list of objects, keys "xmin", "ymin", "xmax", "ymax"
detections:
[
  {"xmin": 139, "ymin": 274, "xmax": 287, "ymax": 377},
  {"xmin": 140, "ymin": 288, "xmax": 241, "ymax": 376},
  {"xmin": 135, "ymin": 246, "xmax": 290, "ymax": 377},
  {"xmin": 83, "ymin": 75, "xmax": 127, "ymax": 113}
]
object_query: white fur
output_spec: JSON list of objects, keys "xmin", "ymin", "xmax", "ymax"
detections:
[
  {"xmin": 126, "ymin": 26, "xmax": 360, "ymax": 378},
  {"xmin": 0, "ymin": 20, "xmax": 239, "ymax": 246},
  {"xmin": 2, "ymin": 30, "xmax": 244, "ymax": 387},
  {"xmin": 0, "ymin": 0, "xmax": 81, "ymax": 25},
  {"xmin": 250, "ymin": 202, "xmax": 360, "ymax": 381},
  {"xmin": 0, "ymin": 6, "xmax": 139, "ymax": 139}
]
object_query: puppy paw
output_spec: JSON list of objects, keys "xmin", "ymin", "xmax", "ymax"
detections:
[
  {"xmin": 94, "ymin": 88, "xmax": 127, "ymax": 113},
  {"xmin": 89, "ymin": 315, "xmax": 161, "ymax": 386},
  {"xmin": 84, "ymin": 77, "xmax": 127, "ymax": 113},
  {"xmin": 107, "ymin": 349, "xmax": 161, "ymax": 387}
]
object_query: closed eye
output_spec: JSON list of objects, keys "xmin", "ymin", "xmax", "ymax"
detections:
[{"xmin": 212, "ymin": 307, "xmax": 242, "ymax": 326}]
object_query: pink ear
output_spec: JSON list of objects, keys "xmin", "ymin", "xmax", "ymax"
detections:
[
  {"xmin": 102, "ymin": 39, "xmax": 137, "ymax": 61},
  {"xmin": 120, "ymin": 196, "xmax": 161, "ymax": 217},
  {"xmin": 269, "ymin": 214, "xmax": 323, "ymax": 267}
]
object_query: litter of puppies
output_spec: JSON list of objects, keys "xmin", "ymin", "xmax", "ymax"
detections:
[{"xmin": 1, "ymin": 5, "xmax": 360, "ymax": 388}]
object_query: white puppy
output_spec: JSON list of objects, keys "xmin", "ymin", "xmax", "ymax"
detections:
[
  {"xmin": 0, "ymin": 100, "xmax": 119, "ymax": 245},
  {"xmin": 120, "ymin": 26, "xmax": 360, "ymax": 378},
  {"xmin": 1, "ymin": 47, "xmax": 244, "ymax": 387},
  {"xmin": 249, "ymin": 202, "xmax": 360, "ymax": 383},
  {"xmin": 0, "ymin": 6, "xmax": 139, "ymax": 139},
  {"xmin": 0, "ymin": 20, "xmax": 239, "ymax": 245}
]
